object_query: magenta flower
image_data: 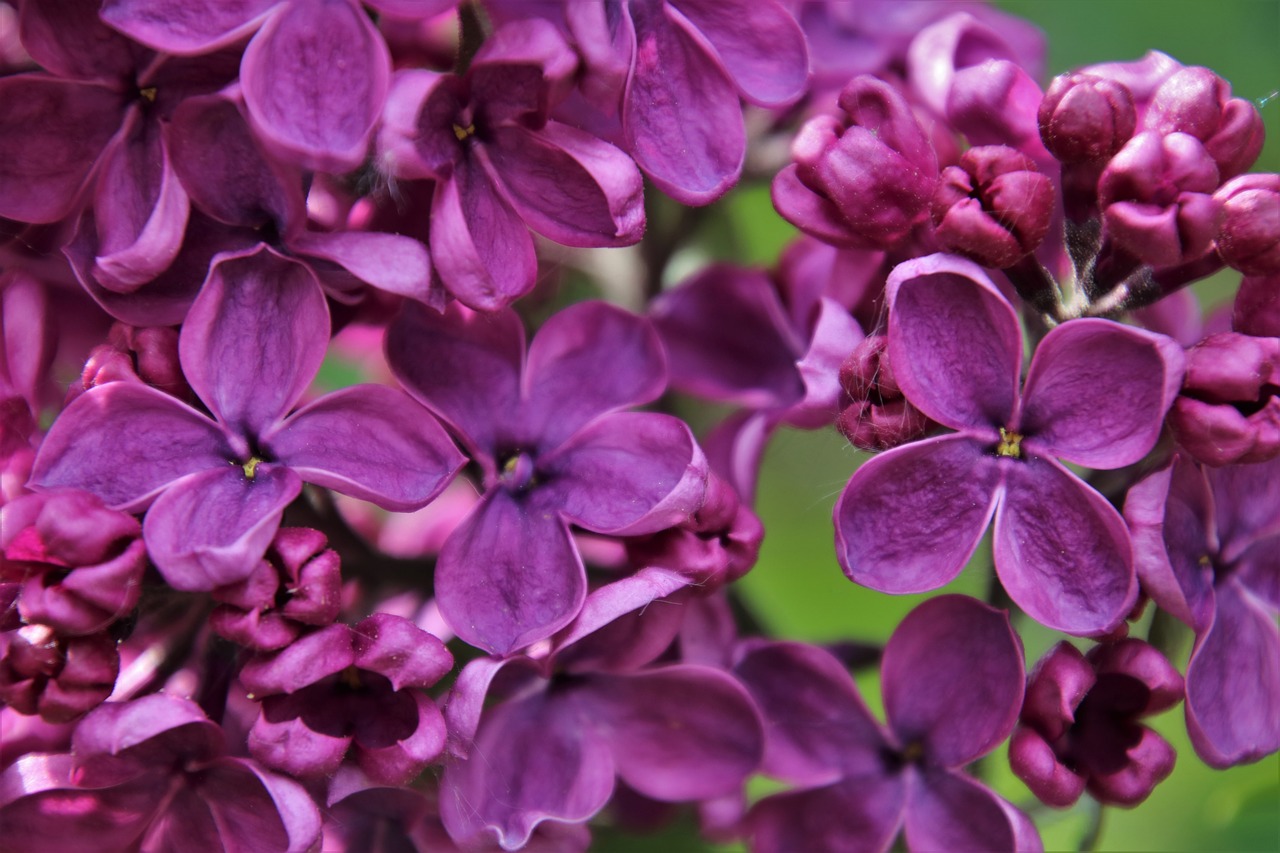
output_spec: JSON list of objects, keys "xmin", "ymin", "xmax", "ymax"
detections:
[
  {"xmin": 31, "ymin": 244, "xmax": 463, "ymax": 591},
  {"xmin": 387, "ymin": 299, "xmax": 707, "ymax": 654},
  {"xmin": 739, "ymin": 595, "xmax": 1040, "ymax": 853},
  {"xmin": 1124, "ymin": 453, "xmax": 1280, "ymax": 767},
  {"xmin": 836, "ymin": 254, "xmax": 1185, "ymax": 635}
]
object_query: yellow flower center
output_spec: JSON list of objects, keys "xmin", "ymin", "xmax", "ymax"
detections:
[
  {"xmin": 452, "ymin": 122, "xmax": 476, "ymax": 141},
  {"xmin": 996, "ymin": 427, "xmax": 1024, "ymax": 458},
  {"xmin": 242, "ymin": 457, "xmax": 263, "ymax": 479}
]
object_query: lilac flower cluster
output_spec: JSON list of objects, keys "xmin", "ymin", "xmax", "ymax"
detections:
[{"xmin": 0, "ymin": 1, "xmax": 1277, "ymax": 851}]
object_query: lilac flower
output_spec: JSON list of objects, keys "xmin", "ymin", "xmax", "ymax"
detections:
[
  {"xmin": 440, "ymin": 569, "xmax": 762, "ymax": 850},
  {"xmin": 31, "ymin": 244, "xmax": 463, "ymax": 591},
  {"xmin": 739, "ymin": 595, "xmax": 1040, "ymax": 853},
  {"xmin": 1124, "ymin": 453, "xmax": 1280, "ymax": 767},
  {"xmin": 240, "ymin": 613, "xmax": 453, "ymax": 784},
  {"xmin": 836, "ymin": 334, "xmax": 935, "ymax": 452},
  {"xmin": 1038, "ymin": 72, "xmax": 1137, "ymax": 164},
  {"xmin": 0, "ymin": 693, "xmax": 321, "ymax": 851},
  {"xmin": 1011, "ymin": 639, "xmax": 1183, "ymax": 807},
  {"xmin": 1234, "ymin": 273, "xmax": 1280, "ymax": 338},
  {"xmin": 1215, "ymin": 173, "xmax": 1280, "ymax": 275},
  {"xmin": 0, "ymin": 623, "xmax": 118, "ymax": 722},
  {"xmin": 386, "ymin": 299, "xmax": 707, "ymax": 654},
  {"xmin": 377, "ymin": 19, "xmax": 645, "ymax": 311},
  {"xmin": 836, "ymin": 254, "xmax": 1185, "ymax": 635}
]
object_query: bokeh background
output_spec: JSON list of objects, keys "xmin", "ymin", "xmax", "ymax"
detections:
[{"xmin": 601, "ymin": 1, "xmax": 1280, "ymax": 850}]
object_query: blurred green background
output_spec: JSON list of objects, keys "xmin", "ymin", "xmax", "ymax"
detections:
[{"xmin": 601, "ymin": 2, "xmax": 1280, "ymax": 851}]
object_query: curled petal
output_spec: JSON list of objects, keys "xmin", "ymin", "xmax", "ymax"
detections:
[
  {"xmin": 355, "ymin": 690, "xmax": 447, "ymax": 785},
  {"xmin": 352, "ymin": 613, "xmax": 453, "ymax": 691},
  {"xmin": 670, "ymin": 0, "xmax": 808, "ymax": 107},
  {"xmin": 289, "ymin": 230, "xmax": 436, "ymax": 303}
]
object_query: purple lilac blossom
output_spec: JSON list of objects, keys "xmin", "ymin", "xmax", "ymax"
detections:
[
  {"xmin": 387, "ymin": 299, "xmax": 707, "ymax": 654},
  {"xmin": 1124, "ymin": 453, "xmax": 1280, "ymax": 767},
  {"xmin": 836, "ymin": 253, "xmax": 1185, "ymax": 635},
  {"xmin": 1167, "ymin": 332, "xmax": 1280, "ymax": 465},
  {"xmin": 30, "ymin": 243, "xmax": 463, "ymax": 591},
  {"xmin": 739, "ymin": 595, "xmax": 1040, "ymax": 853}
]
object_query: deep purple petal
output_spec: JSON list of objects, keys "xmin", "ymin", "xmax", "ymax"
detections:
[
  {"xmin": 539, "ymin": 412, "xmax": 705, "ymax": 535},
  {"xmin": 354, "ymin": 690, "xmax": 447, "ymax": 785},
  {"xmin": 143, "ymin": 464, "xmax": 301, "ymax": 591},
  {"xmin": 439, "ymin": 691, "xmax": 613, "ymax": 851},
  {"xmin": 483, "ymin": 122, "xmax": 645, "ymax": 248},
  {"xmin": 0, "ymin": 755, "xmax": 156, "ymax": 851},
  {"xmin": 583, "ymin": 665, "xmax": 763, "ymax": 801},
  {"xmin": 30, "ymin": 382, "xmax": 226, "ymax": 511},
  {"xmin": 267, "ymin": 384, "xmax": 463, "ymax": 511},
  {"xmin": 386, "ymin": 300, "xmax": 524, "ymax": 463},
  {"xmin": 91, "ymin": 114, "xmax": 190, "ymax": 292},
  {"xmin": 436, "ymin": 490, "xmax": 585, "ymax": 655},
  {"xmin": 73, "ymin": 693, "xmax": 219, "ymax": 770},
  {"xmin": 886, "ymin": 254, "xmax": 1022, "ymax": 431},
  {"xmin": 179, "ymin": 245, "xmax": 328, "ymax": 437},
  {"xmin": 352, "ymin": 613, "xmax": 453, "ymax": 691},
  {"xmin": 101, "ymin": 0, "xmax": 279, "ymax": 55},
  {"xmin": 240, "ymin": 622, "xmax": 354, "ymax": 696},
  {"xmin": 241, "ymin": 0, "xmax": 390, "ymax": 172},
  {"xmin": 734, "ymin": 641, "xmax": 888, "ymax": 785},
  {"xmin": 289, "ymin": 230, "xmax": 435, "ymax": 302},
  {"xmin": 0, "ymin": 75, "xmax": 124, "ymax": 223},
  {"xmin": 1018, "ymin": 319, "xmax": 1185, "ymax": 469},
  {"xmin": 995, "ymin": 456, "xmax": 1137, "ymax": 635},
  {"xmin": 622, "ymin": 0, "xmax": 744, "ymax": 204},
  {"xmin": 430, "ymin": 161, "xmax": 538, "ymax": 311},
  {"xmin": 835, "ymin": 434, "xmax": 1000, "ymax": 594},
  {"xmin": 883, "ymin": 595, "xmax": 1024, "ymax": 767},
  {"xmin": 904, "ymin": 768, "xmax": 1043, "ymax": 853},
  {"xmin": 1185, "ymin": 579, "xmax": 1280, "ymax": 768},
  {"xmin": 249, "ymin": 701, "xmax": 351, "ymax": 779},
  {"xmin": 522, "ymin": 301, "xmax": 666, "ymax": 450},
  {"xmin": 1208, "ymin": 456, "xmax": 1280, "ymax": 565},
  {"xmin": 19, "ymin": 0, "xmax": 142, "ymax": 82},
  {"xmin": 745, "ymin": 776, "xmax": 906, "ymax": 853},
  {"xmin": 669, "ymin": 0, "xmax": 808, "ymax": 107},
  {"xmin": 197, "ymin": 758, "xmax": 321, "ymax": 853}
]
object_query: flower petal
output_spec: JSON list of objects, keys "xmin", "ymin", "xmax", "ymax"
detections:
[
  {"xmin": 241, "ymin": 0, "xmax": 390, "ymax": 172},
  {"xmin": 198, "ymin": 758, "xmax": 321, "ymax": 853},
  {"xmin": 101, "ymin": 0, "xmax": 279, "ymax": 55},
  {"xmin": 883, "ymin": 595, "xmax": 1024, "ymax": 768},
  {"xmin": 289, "ymin": 230, "xmax": 436, "ymax": 303},
  {"xmin": 745, "ymin": 776, "xmax": 906, "ymax": 853},
  {"xmin": 995, "ymin": 456, "xmax": 1138, "ymax": 635},
  {"xmin": 436, "ymin": 489, "xmax": 586, "ymax": 655},
  {"xmin": 30, "ymin": 382, "xmax": 226, "ymax": 511},
  {"xmin": 268, "ymin": 384, "xmax": 463, "ymax": 511},
  {"xmin": 143, "ymin": 464, "xmax": 301, "ymax": 591},
  {"xmin": 522, "ymin": 301, "xmax": 666, "ymax": 451},
  {"xmin": 1019, "ymin": 319, "xmax": 1185, "ymax": 468},
  {"xmin": 179, "ymin": 245, "xmax": 328, "ymax": 437},
  {"xmin": 669, "ymin": 0, "xmax": 808, "ymax": 107},
  {"xmin": 886, "ymin": 254, "xmax": 1022, "ymax": 431},
  {"xmin": 20, "ymin": 0, "xmax": 142, "ymax": 82},
  {"xmin": 904, "ymin": 768, "xmax": 1042, "ymax": 853},
  {"xmin": 835, "ymin": 434, "xmax": 1000, "ymax": 594}
]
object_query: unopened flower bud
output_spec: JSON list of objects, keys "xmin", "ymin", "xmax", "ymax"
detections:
[
  {"xmin": 1168, "ymin": 332, "xmax": 1280, "ymax": 465},
  {"xmin": 836, "ymin": 335, "xmax": 933, "ymax": 451},
  {"xmin": 1038, "ymin": 72, "xmax": 1137, "ymax": 163},
  {"xmin": 1233, "ymin": 273, "xmax": 1280, "ymax": 337},
  {"xmin": 932, "ymin": 146, "xmax": 1054, "ymax": 267},
  {"xmin": 0, "ymin": 625, "xmax": 118, "ymax": 722},
  {"xmin": 1215, "ymin": 174, "xmax": 1280, "ymax": 275},
  {"xmin": 1144, "ymin": 66, "xmax": 1264, "ymax": 180},
  {"xmin": 79, "ymin": 323, "xmax": 188, "ymax": 403}
]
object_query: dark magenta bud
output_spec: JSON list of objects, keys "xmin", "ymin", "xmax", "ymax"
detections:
[
  {"xmin": 932, "ymin": 145, "xmax": 1054, "ymax": 268},
  {"xmin": 836, "ymin": 335, "xmax": 933, "ymax": 451},
  {"xmin": 1144, "ymin": 66, "xmax": 1265, "ymax": 180},
  {"xmin": 0, "ymin": 625, "xmax": 118, "ymax": 722},
  {"xmin": 1168, "ymin": 331, "xmax": 1280, "ymax": 465},
  {"xmin": 1215, "ymin": 174, "xmax": 1280, "ymax": 275},
  {"xmin": 1098, "ymin": 131, "xmax": 1222, "ymax": 267},
  {"xmin": 78, "ymin": 323, "xmax": 188, "ymax": 403},
  {"xmin": 1233, "ymin": 273, "xmax": 1280, "ymax": 337},
  {"xmin": 1038, "ymin": 72, "xmax": 1137, "ymax": 163}
]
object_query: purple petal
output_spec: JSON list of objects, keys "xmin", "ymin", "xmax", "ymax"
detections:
[
  {"xmin": 835, "ymin": 434, "xmax": 1000, "ymax": 594},
  {"xmin": 289, "ymin": 230, "xmax": 435, "ymax": 302},
  {"xmin": 386, "ymin": 301, "xmax": 524, "ymax": 463},
  {"xmin": 886, "ymin": 254, "xmax": 1022, "ymax": 431},
  {"xmin": 30, "ymin": 382, "xmax": 226, "ymax": 511},
  {"xmin": 622, "ymin": 0, "xmax": 744, "ymax": 204},
  {"xmin": 552, "ymin": 567, "xmax": 691, "ymax": 667},
  {"xmin": 430, "ymin": 161, "xmax": 538, "ymax": 310},
  {"xmin": 19, "ymin": 0, "xmax": 142, "ymax": 82},
  {"xmin": 745, "ymin": 777, "xmax": 906, "ymax": 853},
  {"xmin": 995, "ymin": 456, "xmax": 1138, "ymax": 635},
  {"xmin": 91, "ymin": 114, "xmax": 189, "ymax": 292},
  {"xmin": 197, "ymin": 758, "xmax": 321, "ymax": 853},
  {"xmin": 101, "ymin": 0, "xmax": 279, "ymax": 55},
  {"xmin": 883, "ymin": 595, "xmax": 1024, "ymax": 767},
  {"xmin": 0, "ymin": 75, "xmax": 124, "ymax": 223},
  {"xmin": 669, "ymin": 0, "xmax": 808, "ymax": 107},
  {"xmin": 267, "ymin": 384, "xmax": 463, "ymax": 511},
  {"xmin": 584, "ymin": 665, "xmax": 763, "ymax": 801},
  {"xmin": 352, "ymin": 613, "xmax": 453, "ymax": 691},
  {"xmin": 522, "ymin": 301, "xmax": 666, "ymax": 451},
  {"xmin": 734, "ymin": 641, "xmax": 888, "ymax": 785},
  {"xmin": 1018, "ymin": 319, "xmax": 1185, "ymax": 468},
  {"xmin": 482, "ymin": 122, "xmax": 645, "ymax": 247},
  {"xmin": 249, "ymin": 697, "xmax": 352, "ymax": 778},
  {"xmin": 436, "ymin": 490, "xmax": 585, "ymax": 655},
  {"xmin": 1208, "ymin": 457, "xmax": 1280, "ymax": 564},
  {"xmin": 904, "ymin": 769, "xmax": 1042, "ymax": 853},
  {"xmin": 355, "ymin": 690, "xmax": 446, "ymax": 785},
  {"xmin": 1185, "ymin": 579, "xmax": 1280, "ymax": 768},
  {"xmin": 539, "ymin": 412, "xmax": 705, "ymax": 535},
  {"xmin": 143, "ymin": 464, "xmax": 301, "ymax": 591},
  {"xmin": 240, "ymin": 623, "xmax": 354, "ymax": 696},
  {"xmin": 179, "ymin": 245, "xmax": 328, "ymax": 437},
  {"xmin": 0, "ymin": 754, "xmax": 154, "ymax": 851},
  {"xmin": 240, "ymin": 0, "xmax": 390, "ymax": 172},
  {"xmin": 440, "ymin": 691, "xmax": 613, "ymax": 851}
]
